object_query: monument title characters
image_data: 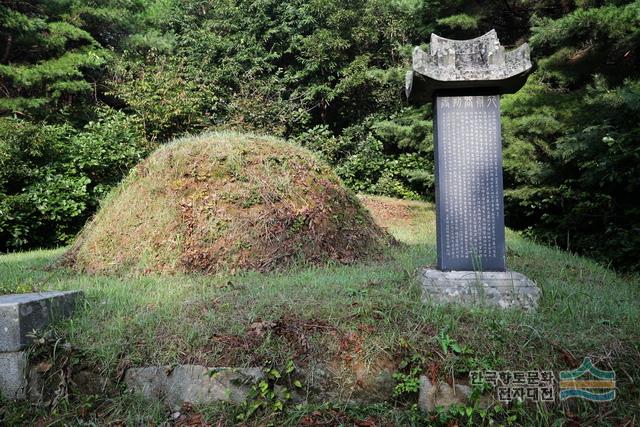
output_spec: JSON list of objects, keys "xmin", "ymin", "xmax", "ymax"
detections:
[{"xmin": 406, "ymin": 30, "xmax": 540, "ymax": 309}]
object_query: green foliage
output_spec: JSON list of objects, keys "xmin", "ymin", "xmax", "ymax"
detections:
[
  {"xmin": 292, "ymin": 107, "xmax": 433, "ymax": 201},
  {"xmin": 103, "ymin": 0, "xmax": 417, "ymax": 139},
  {"xmin": 107, "ymin": 54, "xmax": 220, "ymax": 141},
  {"xmin": 392, "ymin": 370, "xmax": 421, "ymax": 396},
  {"xmin": 0, "ymin": 2, "xmax": 121, "ymax": 118},
  {"xmin": 433, "ymin": 402, "xmax": 526, "ymax": 427},
  {"xmin": 500, "ymin": 1, "xmax": 640, "ymax": 269},
  {"xmin": 235, "ymin": 360, "xmax": 300, "ymax": 422},
  {"xmin": 530, "ymin": 2, "xmax": 640, "ymax": 86},
  {"xmin": 437, "ymin": 14, "xmax": 479, "ymax": 30},
  {"xmin": 392, "ymin": 352, "xmax": 425, "ymax": 397},
  {"xmin": 0, "ymin": 109, "xmax": 150, "ymax": 250},
  {"xmin": 0, "ymin": 0, "xmax": 153, "ymax": 251},
  {"xmin": 1, "ymin": 0, "xmax": 639, "ymax": 270},
  {"xmin": 437, "ymin": 331, "xmax": 463, "ymax": 354}
]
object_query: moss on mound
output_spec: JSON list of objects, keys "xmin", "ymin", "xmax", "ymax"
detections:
[{"xmin": 66, "ymin": 132, "xmax": 394, "ymax": 274}]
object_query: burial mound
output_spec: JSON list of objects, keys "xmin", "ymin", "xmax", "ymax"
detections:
[{"xmin": 66, "ymin": 132, "xmax": 394, "ymax": 274}]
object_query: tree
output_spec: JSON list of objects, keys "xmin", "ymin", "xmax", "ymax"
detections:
[
  {"xmin": 0, "ymin": 1, "xmax": 151, "ymax": 250},
  {"xmin": 502, "ymin": 1, "xmax": 640, "ymax": 269},
  {"xmin": 0, "ymin": 1, "xmax": 108, "ymax": 120}
]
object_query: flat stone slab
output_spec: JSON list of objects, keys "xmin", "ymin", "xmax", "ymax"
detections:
[
  {"xmin": 124, "ymin": 365, "xmax": 264, "ymax": 410},
  {"xmin": 420, "ymin": 268, "xmax": 540, "ymax": 310},
  {"xmin": 0, "ymin": 291, "xmax": 83, "ymax": 352}
]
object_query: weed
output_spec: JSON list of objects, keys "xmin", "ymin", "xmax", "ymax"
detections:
[
  {"xmin": 437, "ymin": 330, "xmax": 463, "ymax": 354},
  {"xmin": 235, "ymin": 360, "xmax": 302, "ymax": 422}
]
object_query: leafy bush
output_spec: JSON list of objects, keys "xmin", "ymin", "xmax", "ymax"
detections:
[
  {"xmin": 107, "ymin": 54, "xmax": 222, "ymax": 142},
  {"xmin": 0, "ymin": 109, "xmax": 150, "ymax": 250},
  {"xmin": 293, "ymin": 106, "xmax": 432, "ymax": 201}
]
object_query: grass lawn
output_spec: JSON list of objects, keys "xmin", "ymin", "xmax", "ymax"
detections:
[{"xmin": 1, "ymin": 195, "xmax": 638, "ymax": 426}]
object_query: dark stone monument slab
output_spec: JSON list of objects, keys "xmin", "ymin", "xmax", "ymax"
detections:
[
  {"xmin": 405, "ymin": 30, "xmax": 540, "ymax": 309},
  {"xmin": 434, "ymin": 94, "xmax": 504, "ymax": 271}
]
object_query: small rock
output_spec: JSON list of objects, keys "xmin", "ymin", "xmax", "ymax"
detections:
[
  {"xmin": 72, "ymin": 369, "xmax": 112, "ymax": 396},
  {"xmin": 27, "ymin": 365, "xmax": 44, "ymax": 402},
  {"xmin": 350, "ymin": 357, "xmax": 396, "ymax": 402},
  {"xmin": 418, "ymin": 376, "xmax": 471, "ymax": 412},
  {"xmin": 124, "ymin": 365, "xmax": 264, "ymax": 410}
]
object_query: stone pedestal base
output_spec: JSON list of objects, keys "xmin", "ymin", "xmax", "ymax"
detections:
[{"xmin": 419, "ymin": 268, "xmax": 540, "ymax": 310}]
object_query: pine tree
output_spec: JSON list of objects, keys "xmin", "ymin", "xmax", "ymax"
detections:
[
  {"xmin": 0, "ymin": 1, "xmax": 109, "ymax": 120},
  {"xmin": 502, "ymin": 1, "xmax": 640, "ymax": 268}
]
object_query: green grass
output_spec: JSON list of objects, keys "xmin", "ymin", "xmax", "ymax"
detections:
[{"xmin": 1, "ymin": 196, "xmax": 639, "ymax": 425}]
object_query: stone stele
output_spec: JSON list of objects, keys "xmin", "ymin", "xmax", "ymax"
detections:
[{"xmin": 406, "ymin": 30, "xmax": 540, "ymax": 310}]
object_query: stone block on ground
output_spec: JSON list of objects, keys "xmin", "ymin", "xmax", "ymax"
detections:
[
  {"xmin": 0, "ymin": 291, "xmax": 83, "ymax": 352},
  {"xmin": 0, "ymin": 351, "xmax": 27, "ymax": 400},
  {"xmin": 0, "ymin": 290, "xmax": 83, "ymax": 401},
  {"xmin": 124, "ymin": 365, "xmax": 264, "ymax": 410},
  {"xmin": 418, "ymin": 375, "xmax": 472, "ymax": 412},
  {"xmin": 420, "ymin": 268, "xmax": 540, "ymax": 310}
]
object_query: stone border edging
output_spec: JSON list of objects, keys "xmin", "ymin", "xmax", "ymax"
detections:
[{"xmin": 0, "ymin": 290, "xmax": 82, "ymax": 399}]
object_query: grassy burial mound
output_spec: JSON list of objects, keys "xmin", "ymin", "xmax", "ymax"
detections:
[{"xmin": 66, "ymin": 132, "xmax": 393, "ymax": 275}]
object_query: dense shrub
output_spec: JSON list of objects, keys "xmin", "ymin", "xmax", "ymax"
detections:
[
  {"xmin": 500, "ymin": 2, "xmax": 640, "ymax": 269},
  {"xmin": 0, "ymin": 110, "xmax": 150, "ymax": 250}
]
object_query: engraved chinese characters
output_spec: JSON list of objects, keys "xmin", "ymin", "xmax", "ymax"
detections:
[{"xmin": 434, "ymin": 95, "xmax": 505, "ymax": 271}]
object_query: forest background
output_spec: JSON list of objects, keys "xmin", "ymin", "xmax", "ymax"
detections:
[{"xmin": 1, "ymin": 0, "xmax": 639, "ymax": 271}]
